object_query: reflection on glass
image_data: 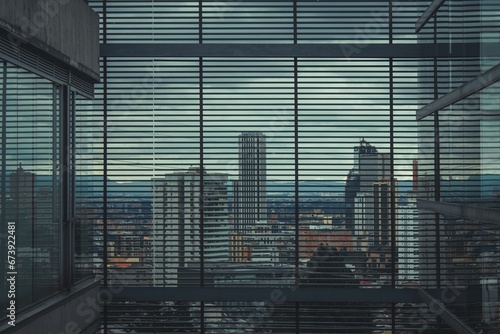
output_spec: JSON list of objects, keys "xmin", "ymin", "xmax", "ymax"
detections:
[{"xmin": 1, "ymin": 64, "xmax": 60, "ymax": 310}]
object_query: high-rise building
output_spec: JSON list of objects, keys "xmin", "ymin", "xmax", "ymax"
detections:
[
  {"xmin": 2, "ymin": 1, "xmax": 500, "ymax": 333},
  {"xmin": 7, "ymin": 168, "xmax": 61, "ymax": 304},
  {"xmin": 8, "ymin": 164, "xmax": 35, "ymax": 220},
  {"xmin": 33, "ymin": 187, "xmax": 60, "ymax": 296},
  {"xmin": 233, "ymin": 132, "xmax": 267, "ymax": 233},
  {"xmin": 373, "ymin": 179, "xmax": 397, "ymax": 247},
  {"xmin": 152, "ymin": 167, "xmax": 230, "ymax": 286},
  {"xmin": 7, "ymin": 166, "xmax": 36, "ymax": 305},
  {"xmin": 357, "ymin": 141, "xmax": 389, "ymax": 192},
  {"xmin": 344, "ymin": 169, "xmax": 360, "ymax": 231},
  {"xmin": 397, "ymin": 193, "xmax": 419, "ymax": 284},
  {"xmin": 345, "ymin": 140, "xmax": 389, "ymax": 231},
  {"xmin": 347, "ymin": 140, "xmax": 391, "ymax": 252}
]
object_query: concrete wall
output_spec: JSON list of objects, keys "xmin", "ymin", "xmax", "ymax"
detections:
[
  {"xmin": 0, "ymin": 0, "xmax": 100, "ymax": 81},
  {"xmin": 0, "ymin": 278, "xmax": 101, "ymax": 334}
]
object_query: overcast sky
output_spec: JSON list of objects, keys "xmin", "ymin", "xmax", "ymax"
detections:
[{"xmin": 5, "ymin": 1, "xmax": 499, "ymax": 183}]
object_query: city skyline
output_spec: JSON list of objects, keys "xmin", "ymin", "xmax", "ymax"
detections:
[{"xmin": 1, "ymin": 0, "xmax": 499, "ymax": 331}]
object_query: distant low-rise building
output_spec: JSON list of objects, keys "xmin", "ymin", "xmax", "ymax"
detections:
[{"xmin": 299, "ymin": 225, "xmax": 353, "ymax": 260}]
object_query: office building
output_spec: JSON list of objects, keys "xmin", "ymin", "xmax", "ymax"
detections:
[
  {"xmin": 348, "ymin": 140, "xmax": 393, "ymax": 253},
  {"xmin": 373, "ymin": 178, "xmax": 397, "ymax": 247},
  {"xmin": 8, "ymin": 165, "xmax": 35, "ymax": 217},
  {"xmin": 345, "ymin": 140, "xmax": 389, "ymax": 231},
  {"xmin": 233, "ymin": 132, "xmax": 267, "ymax": 233},
  {"xmin": 152, "ymin": 167, "xmax": 230, "ymax": 286},
  {"xmin": 1, "ymin": 1, "xmax": 499, "ymax": 333},
  {"xmin": 397, "ymin": 194, "xmax": 419, "ymax": 284}
]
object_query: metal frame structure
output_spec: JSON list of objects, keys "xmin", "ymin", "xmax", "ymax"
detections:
[
  {"xmin": 92, "ymin": 1, "xmax": 497, "ymax": 333},
  {"xmin": 415, "ymin": 0, "xmax": 447, "ymax": 33},
  {"xmin": 4, "ymin": 0, "xmax": 491, "ymax": 331},
  {"xmin": 417, "ymin": 62, "xmax": 500, "ymax": 120},
  {"xmin": 100, "ymin": 43, "xmax": 481, "ymax": 59}
]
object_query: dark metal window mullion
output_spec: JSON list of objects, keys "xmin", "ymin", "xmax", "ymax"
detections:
[
  {"xmin": 432, "ymin": 14, "xmax": 443, "ymax": 331},
  {"xmin": 389, "ymin": 57, "xmax": 397, "ymax": 334},
  {"xmin": 0, "ymin": 61, "xmax": 7, "ymax": 289},
  {"xmin": 60, "ymin": 85, "xmax": 72, "ymax": 291},
  {"xmin": 433, "ymin": 15, "xmax": 441, "ymax": 291},
  {"xmin": 53, "ymin": 84, "xmax": 61, "ymax": 289},
  {"xmin": 70, "ymin": 91, "xmax": 76, "ymax": 285},
  {"xmin": 102, "ymin": 0, "xmax": 109, "ymax": 332},
  {"xmin": 294, "ymin": 57, "xmax": 299, "ymax": 333},
  {"xmin": 389, "ymin": 2, "xmax": 396, "ymax": 332},
  {"xmin": 198, "ymin": 2, "xmax": 205, "ymax": 333},
  {"xmin": 102, "ymin": 55, "xmax": 109, "ymax": 334},
  {"xmin": 293, "ymin": 1, "xmax": 299, "ymax": 332},
  {"xmin": 293, "ymin": 0, "xmax": 298, "ymax": 44},
  {"xmin": 199, "ymin": 0, "xmax": 203, "ymax": 44},
  {"xmin": 199, "ymin": 56, "xmax": 204, "ymax": 284}
]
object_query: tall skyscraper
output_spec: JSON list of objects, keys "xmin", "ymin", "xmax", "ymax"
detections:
[
  {"xmin": 152, "ymin": 167, "xmax": 229, "ymax": 286},
  {"xmin": 345, "ymin": 140, "xmax": 393, "ymax": 253},
  {"xmin": 9, "ymin": 164, "xmax": 35, "ymax": 220},
  {"xmin": 34, "ymin": 187, "xmax": 60, "ymax": 295},
  {"xmin": 373, "ymin": 179, "xmax": 397, "ymax": 247},
  {"xmin": 397, "ymin": 193, "xmax": 419, "ymax": 284},
  {"xmin": 344, "ymin": 170, "xmax": 360, "ymax": 232},
  {"xmin": 345, "ymin": 139, "xmax": 389, "ymax": 231},
  {"xmin": 234, "ymin": 132, "xmax": 267, "ymax": 234},
  {"xmin": 7, "ymin": 165, "xmax": 36, "ymax": 305},
  {"xmin": 8, "ymin": 167, "xmax": 60, "ymax": 302}
]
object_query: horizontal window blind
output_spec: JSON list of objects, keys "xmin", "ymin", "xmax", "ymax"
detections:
[
  {"xmin": 75, "ymin": 56, "xmax": 444, "ymax": 332},
  {"xmin": 105, "ymin": 300, "xmax": 452, "ymax": 333},
  {"xmin": 96, "ymin": 0, "xmax": 500, "ymax": 45},
  {"xmin": 0, "ymin": 63, "xmax": 61, "ymax": 311},
  {"xmin": 75, "ymin": 78, "xmax": 104, "ymax": 282},
  {"xmin": 72, "ymin": 0, "xmax": 500, "ymax": 333}
]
